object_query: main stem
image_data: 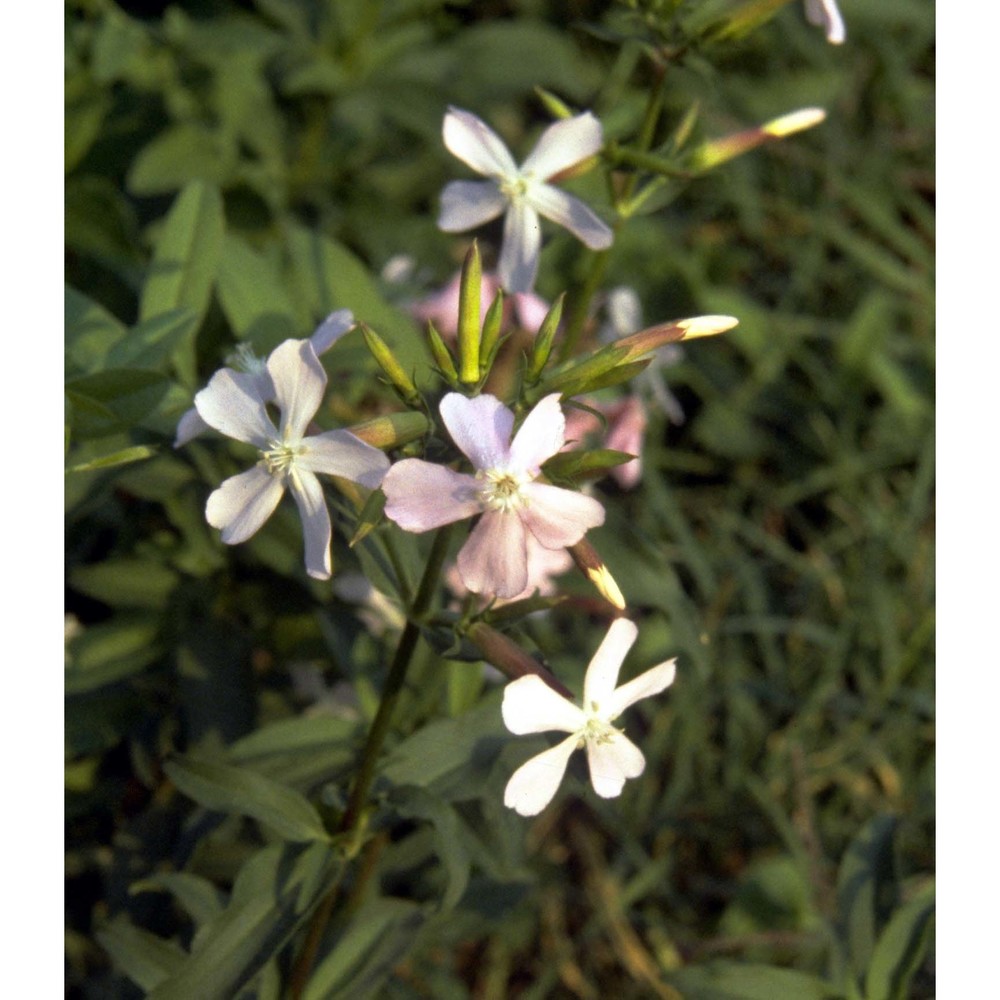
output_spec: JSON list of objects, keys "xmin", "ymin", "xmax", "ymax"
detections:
[{"xmin": 289, "ymin": 524, "xmax": 453, "ymax": 996}]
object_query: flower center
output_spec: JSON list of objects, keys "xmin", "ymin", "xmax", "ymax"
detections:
[
  {"xmin": 478, "ymin": 469, "xmax": 528, "ymax": 513},
  {"xmin": 500, "ymin": 172, "xmax": 531, "ymax": 201},
  {"xmin": 583, "ymin": 711, "xmax": 619, "ymax": 746},
  {"xmin": 261, "ymin": 440, "xmax": 303, "ymax": 477}
]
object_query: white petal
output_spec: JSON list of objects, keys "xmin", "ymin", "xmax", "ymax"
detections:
[
  {"xmin": 443, "ymin": 107, "xmax": 518, "ymax": 178},
  {"xmin": 502, "ymin": 675, "xmax": 586, "ymax": 735},
  {"xmin": 583, "ymin": 619, "xmax": 637, "ymax": 710},
  {"xmin": 498, "ymin": 201, "xmax": 541, "ymax": 294},
  {"xmin": 438, "ymin": 180, "xmax": 508, "ymax": 232},
  {"xmin": 289, "ymin": 468, "xmax": 332, "ymax": 580},
  {"xmin": 508, "ymin": 393, "xmax": 566, "ymax": 473},
  {"xmin": 456, "ymin": 510, "xmax": 528, "ymax": 599},
  {"xmin": 195, "ymin": 369, "xmax": 275, "ymax": 448},
  {"xmin": 528, "ymin": 183, "xmax": 614, "ymax": 250},
  {"xmin": 267, "ymin": 339, "xmax": 325, "ymax": 442},
  {"xmin": 206, "ymin": 465, "xmax": 284, "ymax": 544},
  {"xmin": 606, "ymin": 659, "xmax": 677, "ymax": 720},
  {"xmin": 439, "ymin": 393, "xmax": 514, "ymax": 471},
  {"xmin": 586, "ymin": 731, "xmax": 645, "ymax": 798},
  {"xmin": 298, "ymin": 430, "xmax": 390, "ymax": 489},
  {"xmin": 503, "ymin": 734, "xmax": 580, "ymax": 816},
  {"xmin": 804, "ymin": 0, "xmax": 845, "ymax": 44},
  {"xmin": 309, "ymin": 309, "xmax": 354, "ymax": 355},
  {"xmin": 174, "ymin": 406, "xmax": 209, "ymax": 448},
  {"xmin": 520, "ymin": 112, "xmax": 605, "ymax": 179},
  {"xmin": 382, "ymin": 460, "xmax": 481, "ymax": 532},
  {"xmin": 520, "ymin": 482, "xmax": 605, "ymax": 549}
]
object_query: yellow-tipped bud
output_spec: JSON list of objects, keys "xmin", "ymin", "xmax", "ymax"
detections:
[
  {"xmin": 689, "ymin": 107, "xmax": 827, "ymax": 172},
  {"xmin": 569, "ymin": 539, "xmax": 626, "ymax": 610},
  {"xmin": 616, "ymin": 315, "xmax": 739, "ymax": 360},
  {"xmin": 763, "ymin": 107, "xmax": 827, "ymax": 138}
]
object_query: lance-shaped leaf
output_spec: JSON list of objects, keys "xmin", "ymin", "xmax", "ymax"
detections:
[{"xmin": 864, "ymin": 881, "xmax": 935, "ymax": 1000}]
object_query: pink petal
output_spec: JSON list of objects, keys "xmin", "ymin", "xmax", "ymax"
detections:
[
  {"xmin": 503, "ymin": 734, "xmax": 580, "ymax": 816},
  {"xmin": 520, "ymin": 112, "xmax": 605, "ymax": 179},
  {"xmin": 443, "ymin": 107, "xmax": 518, "ymax": 178},
  {"xmin": 528, "ymin": 183, "xmax": 614, "ymax": 251},
  {"xmin": 456, "ymin": 510, "xmax": 528, "ymax": 598},
  {"xmin": 439, "ymin": 393, "xmax": 514, "ymax": 471},
  {"xmin": 520, "ymin": 482, "xmax": 605, "ymax": 549},
  {"xmin": 298, "ymin": 430, "xmax": 390, "ymax": 489},
  {"xmin": 382, "ymin": 460, "xmax": 481, "ymax": 531},
  {"xmin": 502, "ymin": 675, "xmax": 586, "ymax": 735},
  {"xmin": 438, "ymin": 180, "xmax": 508, "ymax": 233},
  {"xmin": 583, "ymin": 618, "xmax": 637, "ymax": 710},
  {"xmin": 508, "ymin": 393, "xmax": 566, "ymax": 472},
  {"xmin": 195, "ymin": 369, "xmax": 274, "ymax": 448},
  {"xmin": 586, "ymin": 731, "xmax": 645, "ymax": 798},
  {"xmin": 606, "ymin": 659, "xmax": 677, "ymax": 720},
  {"xmin": 206, "ymin": 465, "xmax": 284, "ymax": 544},
  {"xmin": 289, "ymin": 468, "xmax": 332, "ymax": 579},
  {"xmin": 267, "ymin": 339, "xmax": 325, "ymax": 442},
  {"xmin": 511, "ymin": 290, "xmax": 550, "ymax": 334},
  {"xmin": 498, "ymin": 201, "xmax": 541, "ymax": 294}
]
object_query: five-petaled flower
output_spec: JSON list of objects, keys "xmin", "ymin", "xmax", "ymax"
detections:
[
  {"xmin": 502, "ymin": 618, "xmax": 676, "ymax": 816},
  {"xmin": 438, "ymin": 107, "xmax": 614, "ymax": 294},
  {"xmin": 381, "ymin": 392, "xmax": 605, "ymax": 599},
  {"xmin": 195, "ymin": 338, "xmax": 390, "ymax": 579}
]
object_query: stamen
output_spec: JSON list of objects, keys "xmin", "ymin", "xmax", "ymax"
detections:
[
  {"xmin": 260, "ymin": 441, "xmax": 302, "ymax": 477},
  {"xmin": 478, "ymin": 469, "xmax": 527, "ymax": 512}
]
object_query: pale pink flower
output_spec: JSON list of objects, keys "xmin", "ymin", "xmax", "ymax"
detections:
[
  {"xmin": 195, "ymin": 338, "xmax": 389, "ymax": 580},
  {"xmin": 175, "ymin": 309, "xmax": 354, "ymax": 447},
  {"xmin": 563, "ymin": 396, "xmax": 648, "ymax": 489},
  {"xmin": 445, "ymin": 533, "xmax": 573, "ymax": 604},
  {"xmin": 410, "ymin": 270, "xmax": 549, "ymax": 339},
  {"xmin": 382, "ymin": 392, "xmax": 604, "ymax": 599},
  {"xmin": 438, "ymin": 107, "xmax": 613, "ymax": 293},
  {"xmin": 502, "ymin": 619, "xmax": 676, "ymax": 816},
  {"xmin": 804, "ymin": 0, "xmax": 845, "ymax": 44}
]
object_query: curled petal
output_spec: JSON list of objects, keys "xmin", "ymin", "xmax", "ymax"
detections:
[
  {"xmin": 439, "ymin": 393, "xmax": 514, "ymax": 471},
  {"xmin": 583, "ymin": 618, "xmax": 637, "ymax": 710},
  {"xmin": 457, "ymin": 510, "xmax": 528, "ymax": 598},
  {"xmin": 438, "ymin": 180, "xmax": 508, "ymax": 233},
  {"xmin": 498, "ymin": 201, "xmax": 541, "ymax": 294},
  {"xmin": 298, "ymin": 430, "xmax": 389, "ymax": 489},
  {"xmin": 520, "ymin": 482, "xmax": 605, "ymax": 549},
  {"xmin": 289, "ymin": 468, "xmax": 332, "ymax": 579},
  {"xmin": 268, "ymin": 339, "xmax": 326, "ymax": 442},
  {"xmin": 195, "ymin": 369, "xmax": 274, "ymax": 448},
  {"xmin": 443, "ymin": 107, "xmax": 518, "ymax": 178},
  {"xmin": 586, "ymin": 731, "xmax": 645, "ymax": 798},
  {"xmin": 508, "ymin": 393, "xmax": 566, "ymax": 472},
  {"xmin": 382, "ymin": 460, "xmax": 481, "ymax": 532},
  {"xmin": 606, "ymin": 659, "xmax": 677, "ymax": 720},
  {"xmin": 520, "ymin": 112, "xmax": 605, "ymax": 179},
  {"xmin": 174, "ymin": 406, "xmax": 209, "ymax": 448},
  {"xmin": 529, "ymin": 183, "xmax": 614, "ymax": 251},
  {"xmin": 309, "ymin": 309, "xmax": 355, "ymax": 355},
  {"xmin": 804, "ymin": 0, "xmax": 845, "ymax": 43},
  {"xmin": 502, "ymin": 675, "xmax": 586, "ymax": 735},
  {"xmin": 504, "ymin": 734, "xmax": 580, "ymax": 816},
  {"xmin": 206, "ymin": 465, "xmax": 284, "ymax": 544}
]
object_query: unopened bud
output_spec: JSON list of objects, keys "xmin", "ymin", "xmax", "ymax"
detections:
[
  {"xmin": 426, "ymin": 321, "xmax": 459, "ymax": 385},
  {"xmin": 458, "ymin": 241, "xmax": 482, "ymax": 385},
  {"xmin": 465, "ymin": 622, "xmax": 573, "ymax": 698},
  {"xmin": 569, "ymin": 539, "xmax": 626, "ymax": 610},
  {"xmin": 347, "ymin": 411, "xmax": 429, "ymax": 450},
  {"xmin": 617, "ymin": 315, "xmax": 739, "ymax": 359},
  {"xmin": 526, "ymin": 293, "xmax": 565, "ymax": 383},
  {"xmin": 479, "ymin": 290, "xmax": 506, "ymax": 377},
  {"xmin": 689, "ymin": 107, "xmax": 826, "ymax": 171},
  {"xmin": 361, "ymin": 325, "xmax": 421, "ymax": 406}
]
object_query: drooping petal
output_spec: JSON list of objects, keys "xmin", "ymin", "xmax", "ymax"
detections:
[
  {"xmin": 288, "ymin": 468, "xmax": 333, "ymax": 580},
  {"xmin": 195, "ymin": 369, "xmax": 275, "ymax": 448},
  {"xmin": 502, "ymin": 675, "xmax": 586, "ymax": 735},
  {"xmin": 585, "ymin": 730, "xmax": 645, "ymax": 799},
  {"xmin": 804, "ymin": 0, "xmax": 845, "ymax": 44},
  {"xmin": 443, "ymin": 107, "xmax": 519, "ymax": 178},
  {"xmin": 456, "ymin": 510, "xmax": 529, "ymax": 598},
  {"xmin": 438, "ymin": 180, "xmax": 508, "ymax": 233},
  {"xmin": 503, "ymin": 734, "xmax": 580, "ymax": 816},
  {"xmin": 605, "ymin": 659, "xmax": 677, "ymax": 721},
  {"xmin": 309, "ymin": 309, "xmax": 355, "ymax": 355},
  {"xmin": 583, "ymin": 618, "xmax": 637, "ymax": 710},
  {"xmin": 439, "ymin": 393, "xmax": 514, "ymax": 471},
  {"xmin": 520, "ymin": 112, "xmax": 605, "ymax": 180},
  {"xmin": 174, "ymin": 406, "xmax": 209, "ymax": 448},
  {"xmin": 206, "ymin": 465, "xmax": 285, "ymax": 544},
  {"xmin": 267, "ymin": 339, "xmax": 326, "ymax": 442},
  {"xmin": 508, "ymin": 393, "xmax": 566, "ymax": 472},
  {"xmin": 298, "ymin": 430, "xmax": 390, "ymax": 489},
  {"xmin": 520, "ymin": 482, "xmax": 605, "ymax": 549},
  {"xmin": 528, "ymin": 183, "xmax": 614, "ymax": 250},
  {"xmin": 498, "ymin": 200, "xmax": 541, "ymax": 294},
  {"xmin": 382, "ymin": 460, "xmax": 481, "ymax": 532}
]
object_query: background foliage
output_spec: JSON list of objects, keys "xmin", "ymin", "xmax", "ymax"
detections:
[{"xmin": 65, "ymin": 0, "xmax": 934, "ymax": 996}]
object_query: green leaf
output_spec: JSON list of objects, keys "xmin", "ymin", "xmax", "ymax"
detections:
[
  {"xmin": 65, "ymin": 368, "xmax": 173, "ymax": 441},
  {"xmin": 864, "ymin": 882, "xmax": 935, "ymax": 1000},
  {"xmin": 542, "ymin": 448, "xmax": 636, "ymax": 485},
  {"xmin": 107, "ymin": 309, "xmax": 200, "ymax": 371},
  {"xmin": 128, "ymin": 125, "xmax": 232, "ymax": 196},
  {"xmin": 65, "ymin": 618, "xmax": 161, "ymax": 694},
  {"xmin": 667, "ymin": 961, "xmax": 841, "ymax": 1000},
  {"xmin": 65, "ymin": 285, "xmax": 127, "ymax": 374},
  {"xmin": 65, "ymin": 444, "xmax": 158, "ymax": 474},
  {"xmin": 69, "ymin": 558, "xmax": 179, "ymax": 609},
  {"xmin": 97, "ymin": 917, "xmax": 186, "ymax": 992},
  {"xmin": 130, "ymin": 872, "xmax": 226, "ymax": 929},
  {"xmin": 301, "ymin": 898, "xmax": 424, "ymax": 1000},
  {"xmin": 164, "ymin": 756, "xmax": 330, "ymax": 843},
  {"xmin": 65, "ymin": 90, "xmax": 112, "ymax": 172}
]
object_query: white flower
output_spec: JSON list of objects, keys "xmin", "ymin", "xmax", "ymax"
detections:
[
  {"xmin": 804, "ymin": 0, "xmax": 845, "ymax": 44},
  {"xmin": 502, "ymin": 619, "xmax": 676, "ymax": 816},
  {"xmin": 174, "ymin": 309, "xmax": 355, "ymax": 447},
  {"xmin": 195, "ymin": 338, "xmax": 389, "ymax": 579},
  {"xmin": 438, "ymin": 107, "xmax": 614, "ymax": 294}
]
